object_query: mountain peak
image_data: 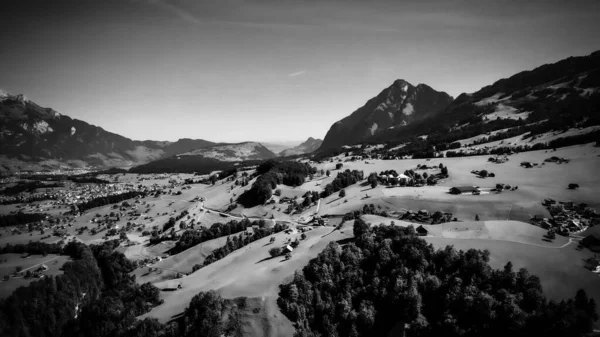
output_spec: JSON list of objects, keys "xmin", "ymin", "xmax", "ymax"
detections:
[
  {"xmin": 391, "ymin": 79, "xmax": 413, "ymax": 90},
  {"xmin": 319, "ymin": 79, "xmax": 453, "ymax": 150}
]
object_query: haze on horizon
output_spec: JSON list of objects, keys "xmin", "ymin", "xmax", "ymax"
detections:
[{"xmin": 1, "ymin": 0, "xmax": 599, "ymax": 143}]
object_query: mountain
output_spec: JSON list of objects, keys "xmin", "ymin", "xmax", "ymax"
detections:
[
  {"xmin": 129, "ymin": 142, "xmax": 276, "ymax": 173},
  {"xmin": 362, "ymin": 50, "xmax": 600, "ymax": 157},
  {"xmin": 319, "ymin": 80, "xmax": 453, "ymax": 150},
  {"xmin": 0, "ymin": 91, "xmax": 218, "ymax": 171},
  {"xmin": 279, "ymin": 137, "xmax": 323, "ymax": 156},
  {"xmin": 261, "ymin": 141, "xmax": 303, "ymax": 154}
]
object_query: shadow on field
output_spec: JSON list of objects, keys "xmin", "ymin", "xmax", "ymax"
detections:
[
  {"xmin": 336, "ymin": 237, "xmax": 354, "ymax": 245},
  {"xmin": 256, "ymin": 256, "xmax": 276, "ymax": 264}
]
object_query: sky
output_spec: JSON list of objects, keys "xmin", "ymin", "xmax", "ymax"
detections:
[{"xmin": 1, "ymin": 0, "xmax": 599, "ymax": 143}]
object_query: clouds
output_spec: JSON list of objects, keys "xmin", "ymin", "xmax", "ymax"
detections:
[{"xmin": 288, "ymin": 70, "xmax": 307, "ymax": 77}]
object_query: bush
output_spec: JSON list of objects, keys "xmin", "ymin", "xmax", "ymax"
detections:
[
  {"xmin": 339, "ymin": 189, "xmax": 346, "ymax": 198},
  {"xmin": 269, "ymin": 247, "xmax": 282, "ymax": 257}
]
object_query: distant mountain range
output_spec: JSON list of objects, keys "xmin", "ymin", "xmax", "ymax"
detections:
[
  {"xmin": 0, "ymin": 92, "xmax": 275, "ymax": 172},
  {"xmin": 318, "ymin": 50, "xmax": 600, "ymax": 153},
  {"xmin": 319, "ymin": 80, "xmax": 453, "ymax": 150},
  {"xmin": 279, "ymin": 137, "xmax": 322, "ymax": 157},
  {"xmin": 2, "ymin": 50, "xmax": 598, "ymax": 172}
]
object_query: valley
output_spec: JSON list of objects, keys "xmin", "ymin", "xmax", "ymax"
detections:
[{"xmin": 1, "ymin": 49, "xmax": 599, "ymax": 337}]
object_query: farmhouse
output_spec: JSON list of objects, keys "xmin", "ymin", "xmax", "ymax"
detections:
[
  {"xmin": 416, "ymin": 225, "xmax": 428, "ymax": 236},
  {"xmin": 449, "ymin": 186, "xmax": 480, "ymax": 195}
]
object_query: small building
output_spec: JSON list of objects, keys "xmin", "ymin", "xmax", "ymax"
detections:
[
  {"xmin": 284, "ymin": 245, "xmax": 294, "ymax": 253},
  {"xmin": 449, "ymin": 186, "xmax": 479, "ymax": 195},
  {"xmin": 416, "ymin": 225, "xmax": 428, "ymax": 236}
]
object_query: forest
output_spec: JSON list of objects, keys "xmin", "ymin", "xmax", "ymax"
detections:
[
  {"xmin": 277, "ymin": 219, "xmax": 598, "ymax": 337},
  {"xmin": 0, "ymin": 240, "xmax": 162, "ymax": 337}
]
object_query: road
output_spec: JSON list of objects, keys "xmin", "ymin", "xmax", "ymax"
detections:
[{"xmin": 19, "ymin": 256, "xmax": 61, "ymax": 273}]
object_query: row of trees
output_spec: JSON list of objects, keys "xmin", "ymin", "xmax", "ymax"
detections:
[
  {"xmin": 76, "ymin": 191, "xmax": 146, "ymax": 213},
  {"xmin": 198, "ymin": 222, "xmax": 288, "ymax": 269},
  {"xmin": 0, "ymin": 212, "xmax": 46, "ymax": 228},
  {"xmin": 0, "ymin": 240, "xmax": 63, "ymax": 255},
  {"xmin": 171, "ymin": 218, "xmax": 260, "ymax": 254},
  {"xmin": 277, "ymin": 219, "xmax": 598, "ymax": 337}
]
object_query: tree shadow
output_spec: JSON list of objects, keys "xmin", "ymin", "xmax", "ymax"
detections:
[
  {"xmin": 255, "ymin": 256, "xmax": 277, "ymax": 264},
  {"xmin": 167, "ymin": 312, "xmax": 185, "ymax": 325},
  {"xmin": 326, "ymin": 198, "xmax": 342, "ymax": 205},
  {"xmin": 321, "ymin": 228, "xmax": 338, "ymax": 238}
]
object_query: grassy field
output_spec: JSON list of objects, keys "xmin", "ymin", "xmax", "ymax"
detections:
[
  {"xmin": 0, "ymin": 253, "xmax": 71, "ymax": 299},
  {"xmin": 139, "ymin": 221, "xmax": 354, "ymax": 336},
  {"xmin": 311, "ymin": 143, "xmax": 600, "ymax": 222}
]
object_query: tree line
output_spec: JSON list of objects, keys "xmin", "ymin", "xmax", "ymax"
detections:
[
  {"xmin": 171, "ymin": 218, "xmax": 261, "ymax": 254},
  {"xmin": 238, "ymin": 160, "xmax": 316, "ymax": 207},
  {"xmin": 75, "ymin": 191, "xmax": 146, "ymax": 213},
  {"xmin": 320, "ymin": 170, "xmax": 364, "ymax": 198},
  {"xmin": 0, "ymin": 212, "xmax": 46, "ymax": 228},
  {"xmin": 198, "ymin": 222, "xmax": 287, "ymax": 269}
]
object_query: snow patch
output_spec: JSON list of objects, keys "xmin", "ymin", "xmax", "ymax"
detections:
[
  {"xmin": 375, "ymin": 102, "xmax": 388, "ymax": 111},
  {"xmin": 581, "ymin": 88, "xmax": 599, "ymax": 97},
  {"xmin": 370, "ymin": 123, "xmax": 378, "ymax": 135},
  {"xmin": 402, "ymin": 84, "xmax": 408, "ymax": 92},
  {"xmin": 70, "ymin": 127, "xmax": 76, "ymax": 136},
  {"xmin": 402, "ymin": 103, "xmax": 414, "ymax": 116},
  {"xmin": 388, "ymin": 112, "xmax": 394, "ymax": 120},
  {"xmin": 31, "ymin": 121, "xmax": 53, "ymax": 134}
]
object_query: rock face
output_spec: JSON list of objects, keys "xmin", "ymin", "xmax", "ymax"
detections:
[
  {"xmin": 0, "ymin": 92, "xmax": 217, "ymax": 170},
  {"xmin": 279, "ymin": 137, "xmax": 323, "ymax": 157},
  {"xmin": 319, "ymin": 80, "xmax": 453, "ymax": 150}
]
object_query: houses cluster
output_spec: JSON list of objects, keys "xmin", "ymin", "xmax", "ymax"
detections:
[
  {"xmin": 488, "ymin": 155, "xmax": 509, "ymax": 164},
  {"xmin": 532, "ymin": 199, "xmax": 600, "ymax": 235}
]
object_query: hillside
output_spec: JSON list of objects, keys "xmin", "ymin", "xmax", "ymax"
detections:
[
  {"xmin": 319, "ymin": 79, "xmax": 453, "ymax": 150},
  {"xmin": 0, "ymin": 91, "xmax": 218, "ymax": 171},
  {"xmin": 278, "ymin": 137, "xmax": 322, "ymax": 157},
  {"xmin": 180, "ymin": 142, "xmax": 276, "ymax": 162},
  {"xmin": 129, "ymin": 142, "xmax": 276, "ymax": 174}
]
